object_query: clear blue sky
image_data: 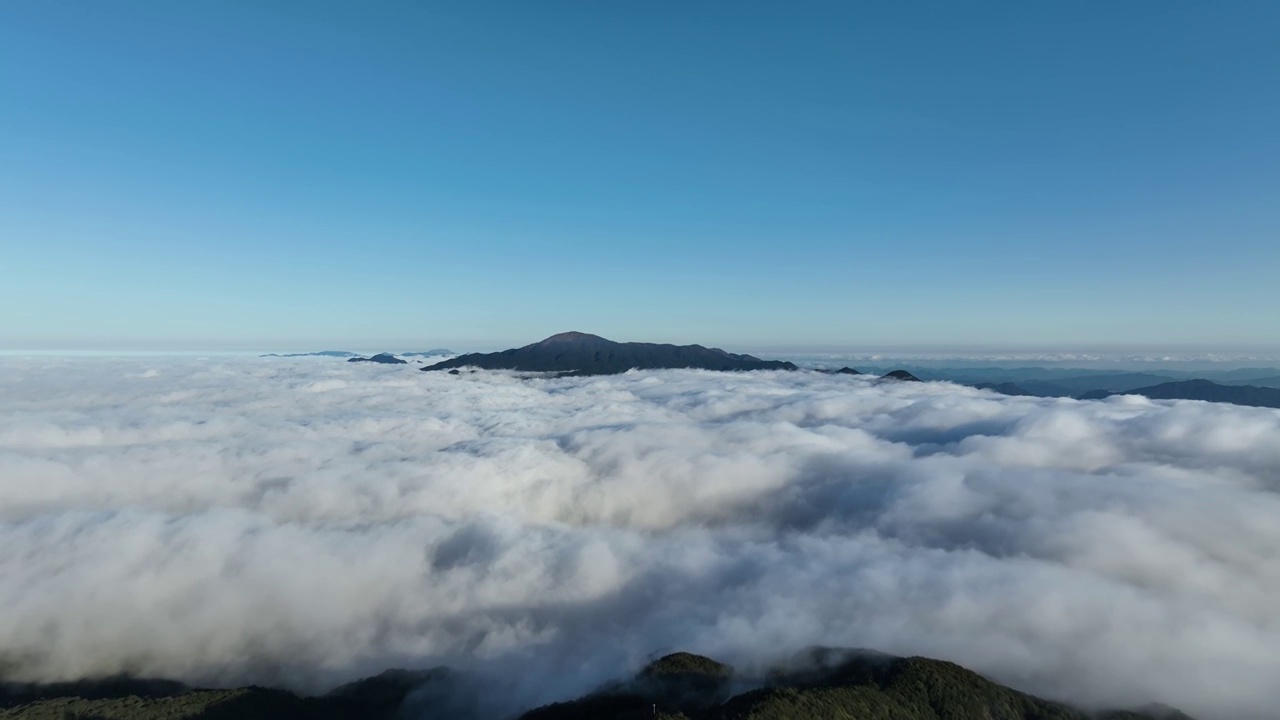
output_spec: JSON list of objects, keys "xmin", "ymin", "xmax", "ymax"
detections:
[{"xmin": 3, "ymin": 2, "xmax": 1278, "ymax": 352}]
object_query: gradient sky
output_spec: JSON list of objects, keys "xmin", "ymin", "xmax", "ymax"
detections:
[{"xmin": 3, "ymin": 2, "xmax": 1278, "ymax": 352}]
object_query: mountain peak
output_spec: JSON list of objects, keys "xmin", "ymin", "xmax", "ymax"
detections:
[
  {"xmin": 881, "ymin": 370, "xmax": 922, "ymax": 382},
  {"xmin": 348, "ymin": 353, "xmax": 407, "ymax": 365},
  {"xmin": 426, "ymin": 333, "xmax": 797, "ymax": 376},
  {"xmin": 531, "ymin": 331, "xmax": 612, "ymax": 347}
]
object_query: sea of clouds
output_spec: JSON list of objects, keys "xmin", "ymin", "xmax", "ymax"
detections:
[{"xmin": 1, "ymin": 357, "xmax": 1279, "ymax": 719}]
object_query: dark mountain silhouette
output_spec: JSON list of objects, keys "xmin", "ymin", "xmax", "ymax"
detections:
[
  {"xmin": 846, "ymin": 365, "xmax": 1280, "ymax": 390},
  {"xmin": 1079, "ymin": 379, "xmax": 1280, "ymax": 408},
  {"xmin": 815, "ymin": 366, "xmax": 862, "ymax": 375},
  {"xmin": 261, "ymin": 351, "xmax": 358, "ymax": 358},
  {"xmin": 814, "ymin": 367, "xmax": 861, "ymax": 375},
  {"xmin": 951, "ymin": 374, "xmax": 1179, "ymax": 398},
  {"xmin": 422, "ymin": 332, "xmax": 798, "ymax": 376},
  {"xmin": 347, "ymin": 353, "xmax": 408, "ymax": 365},
  {"xmin": 880, "ymin": 370, "xmax": 922, "ymax": 382},
  {"xmin": 847, "ymin": 366, "xmax": 1125, "ymax": 385}
]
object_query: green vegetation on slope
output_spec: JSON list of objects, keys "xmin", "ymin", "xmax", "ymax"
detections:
[
  {"xmin": 0, "ymin": 687, "xmax": 324, "ymax": 720},
  {"xmin": 518, "ymin": 650, "xmax": 1197, "ymax": 720},
  {"xmin": 0, "ymin": 651, "xmax": 1197, "ymax": 720},
  {"xmin": 0, "ymin": 669, "xmax": 455, "ymax": 720}
]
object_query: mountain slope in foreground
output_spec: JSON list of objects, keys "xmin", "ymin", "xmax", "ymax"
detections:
[
  {"xmin": 423, "ymin": 332, "xmax": 798, "ymax": 376},
  {"xmin": 0, "ymin": 650, "xmax": 1194, "ymax": 720},
  {"xmin": 519, "ymin": 650, "xmax": 1196, "ymax": 720}
]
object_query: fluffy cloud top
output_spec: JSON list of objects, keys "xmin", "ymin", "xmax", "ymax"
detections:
[{"xmin": 1, "ymin": 357, "xmax": 1278, "ymax": 719}]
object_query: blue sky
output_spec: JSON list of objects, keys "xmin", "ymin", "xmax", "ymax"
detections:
[{"xmin": 2, "ymin": 2, "xmax": 1278, "ymax": 352}]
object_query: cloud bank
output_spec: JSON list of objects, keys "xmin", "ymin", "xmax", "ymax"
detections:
[{"xmin": 1, "ymin": 357, "xmax": 1279, "ymax": 719}]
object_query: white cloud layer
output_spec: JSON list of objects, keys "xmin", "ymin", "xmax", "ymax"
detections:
[{"xmin": 1, "ymin": 357, "xmax": 1279, "ymax": 719}]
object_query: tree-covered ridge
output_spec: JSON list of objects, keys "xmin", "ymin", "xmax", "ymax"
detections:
[
  {"xmin": 0, "ymin": 669, "xmax": 453, "ymax": 720},
  {"xmin": 519, "ymin": 650, "xmax": 1198, "ymax": 720},
  {"xmin": 0, "ymin": 651, "xmax": 1198, "ymax": 720}
]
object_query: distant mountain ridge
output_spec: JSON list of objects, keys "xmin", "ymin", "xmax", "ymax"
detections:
[
  {"xmin": 854, "ymin": 364, "xmax": 1280, "ymax": 387},
  {"xmin": 973, "ymin": 381, "xmax": 1033, "ymax": 396},
  {"xmin": 1079, "ymin": 379, "xmax": 1280, "ymax": 408},
  {"xmin": 422, "ymin": 332, "xmax": 799, "ymax": 376},
  {"xmin": 816, "ymin": 367, "xmax": 862, "ymax": 375},
  {"xmin": 261, "ymin": 349, "xmax": 453, "ymax": 359},
  {"xmin": 1232, "ymin": 374, "xmax": 1280, "ymax": 388},
  {"xmin": 271, "ymin": 345, "xmax": 1280, "ymax": 410},
  {"xmin": 348, "ymin": 353, "xmax": 407, "ymax": 365},
  {"xmin": 823, "ymin": 364, "xmax": 1280, "ymax": 408},
  {"xmin": 261, "ymin": 351, "xmax": 359, "ymax": 358},
  {"xmin": 880, "ymin": 370, "xmax": 922, "ymax": 382}
]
